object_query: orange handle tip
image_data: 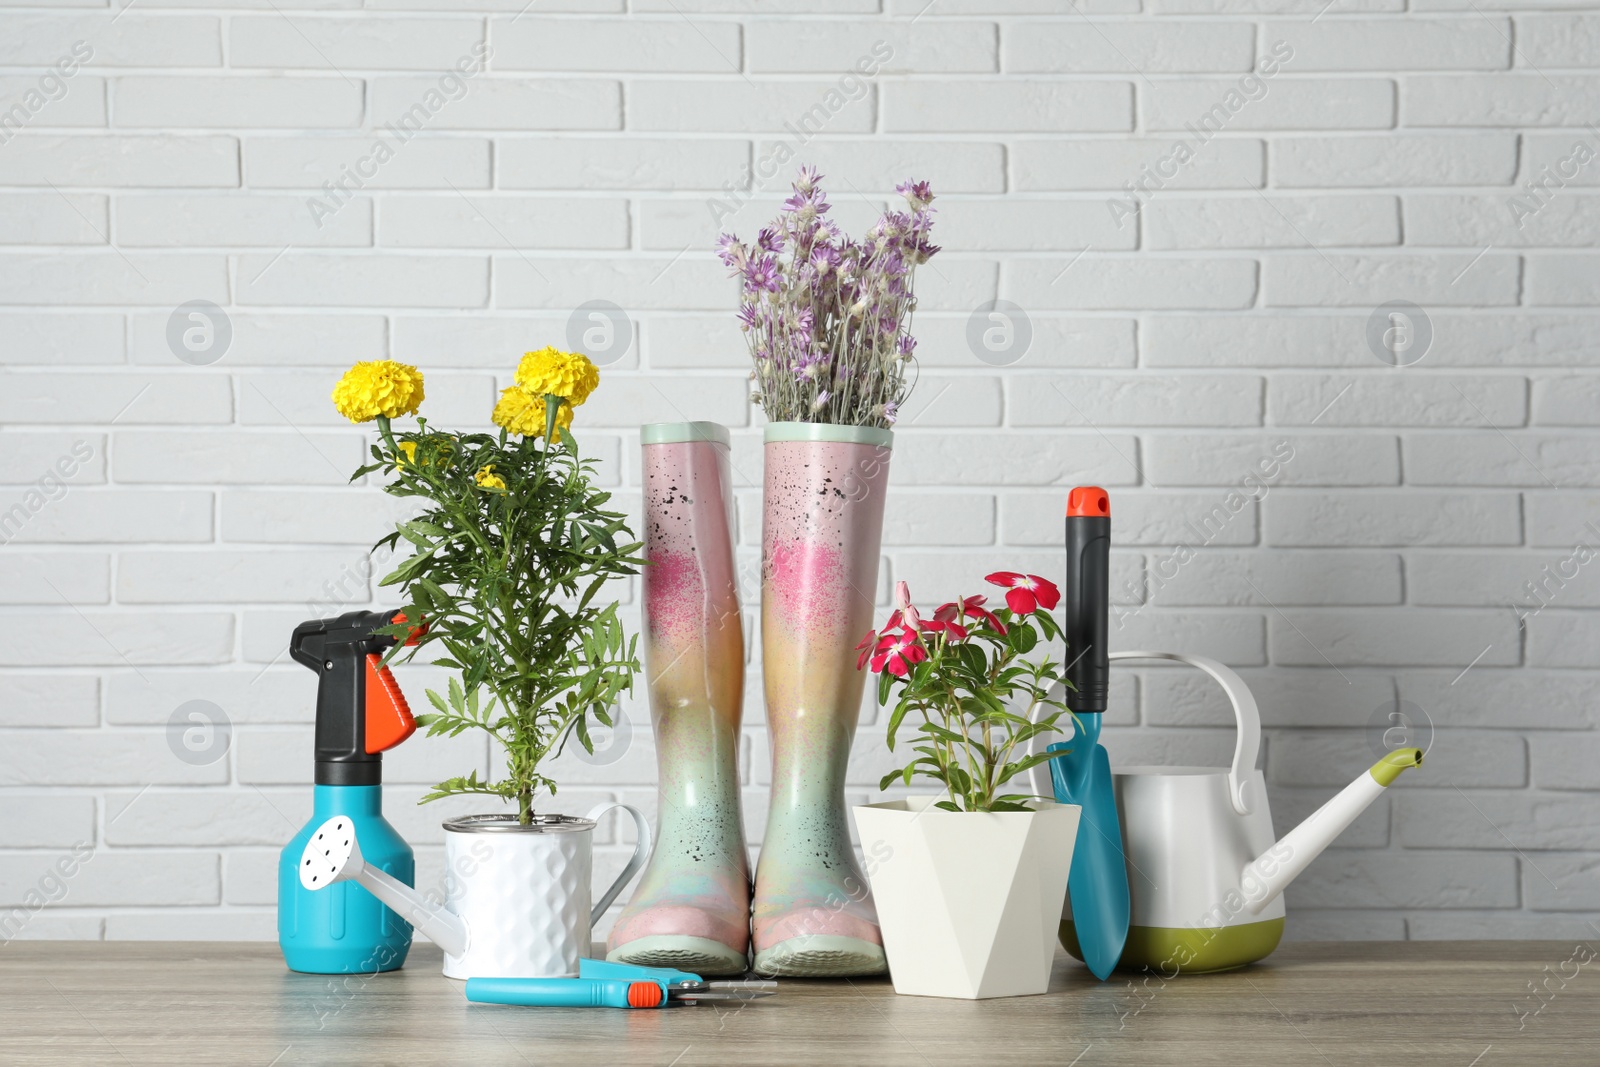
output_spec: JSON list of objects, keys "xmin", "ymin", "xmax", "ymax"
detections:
[{"xmin": 1066, "ymin": 486, "xmax": 1109, "ymax": 517}]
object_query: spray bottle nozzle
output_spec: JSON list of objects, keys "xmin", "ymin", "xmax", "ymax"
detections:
[{"xmin": 291, "ymin": 610, "xmax": 418, "ymax": 786}]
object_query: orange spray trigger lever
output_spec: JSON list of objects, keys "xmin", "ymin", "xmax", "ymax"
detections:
[
  {"xmin": 364, "ymin": 653, "xmax": 416, "ymax": 754},
  {"xmin": 392, "ymin": 611, "xmax": 427, "ymax": 646}
]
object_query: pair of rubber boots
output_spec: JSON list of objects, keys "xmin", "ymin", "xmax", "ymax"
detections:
[{"xmin": 605, "ymin": 422, "xmax": 889, "ymax": 978}]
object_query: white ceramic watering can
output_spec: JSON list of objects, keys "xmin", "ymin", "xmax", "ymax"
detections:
[
  {"xmin": 298, "ymin": 805, "xmax": 651, "ymax": 979},
  {"xmin": 1032, "ymin": 650, "xmax": 1422, "ymax": 973}
]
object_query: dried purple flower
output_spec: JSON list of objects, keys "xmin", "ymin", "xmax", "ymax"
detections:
[
  {"xmin": 897, "ymin": 180, "xmax": 934, "ymax": 210},
  {"xmin": 794, "ymin": 352, "xmax": 824, "ymax": 381},
  {"xmin": 782, "ymin": 180, "xmax": 831, "ymax": 220},
  {"xmin": 792, "ymin": 306, "xmax": 815, "ymax": 339},
  {"xmin": 757, "ymin": 227, "xmax": 785, "ymax": 253},
  {"xmin": 716, "ymin": 233, "xmax": 747, "ymax": 271},
  {"xmin": 743, "ymin": 255, "xmax": 781, "ymax": 293},
  {"xmin": 721, "ymin": 167, "xmax": 935, "ymax": 430}
]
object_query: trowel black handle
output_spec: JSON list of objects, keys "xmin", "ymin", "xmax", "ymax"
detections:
[{"xmin": 1064, "ymin": 486, "xmax": 1110, "ymax": 714}]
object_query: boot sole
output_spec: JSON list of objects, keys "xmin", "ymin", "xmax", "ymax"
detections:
[
  {"xmin": 752, "ymin": 935, "xmax": 888, "ymax": 978},
  {"xmin": 607, "ymin": 935, "xmax": 750, "ymax": 977}
]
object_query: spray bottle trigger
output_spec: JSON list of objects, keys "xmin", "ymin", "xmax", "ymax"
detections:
[
  {"xmin": 392, "ymin": 611, "xmax": 426, "ymax": 646},
  {"xmin": 363, "ymin": 653, "xmax": 416, "ymax": 754}
]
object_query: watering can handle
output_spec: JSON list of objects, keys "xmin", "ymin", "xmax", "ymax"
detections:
[
  {"xmin": 1027, "ymin": 651, "xmax": 1261, "ymax": 816},
  {"xmin": 583, "ymin": 802, "xmax": 654, "ymax": 927},
  {"xmin": 1106, "ymin": 650, "xmax": 1261, "ymax": 816}
]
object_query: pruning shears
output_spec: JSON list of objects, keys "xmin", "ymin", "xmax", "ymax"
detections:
[{"xmin": 464, "ymin": 959, "xmax": 777, "ymax": 1009}]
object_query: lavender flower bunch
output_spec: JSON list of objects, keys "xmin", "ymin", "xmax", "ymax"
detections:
[{"xmin": 717, "ymin": 167, "xmax": 939, "ymax": 429}]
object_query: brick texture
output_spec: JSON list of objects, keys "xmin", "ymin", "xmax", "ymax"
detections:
[{"xmin": 0, "ymin": 3, "xmax": 1592, "ymax": 948}]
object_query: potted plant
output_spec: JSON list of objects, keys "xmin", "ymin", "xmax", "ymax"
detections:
[
  {"xmin": 326, "ymin": 351, "xmax": 653, "ymax": 979},
  {"xmin": 714, "ymin": 167, "xmax": 940, "ymax": 976},
  {"xmin": 852, "ymin": 575, "xmax": 1082, "ymax": 1000}
]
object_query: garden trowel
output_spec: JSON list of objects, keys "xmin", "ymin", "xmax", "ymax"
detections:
[{"xmin": 1047, "ymin": 486, "xmax": 1130, "ymax": 980}]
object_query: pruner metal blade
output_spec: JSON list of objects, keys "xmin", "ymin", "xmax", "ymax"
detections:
[{"xmin": 669, "ymin": 979, "xmax": 778, "ymax": 1004}]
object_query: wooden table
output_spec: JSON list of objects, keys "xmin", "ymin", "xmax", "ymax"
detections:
[{"xmin": 0, "ymin": 941, "xmax": 1594, "ymax": 1065}]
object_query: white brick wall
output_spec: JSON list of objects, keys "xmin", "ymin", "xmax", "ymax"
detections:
[{"xmin": 1, "ymin": 1, "xmax": 1597, "ymax": 947}]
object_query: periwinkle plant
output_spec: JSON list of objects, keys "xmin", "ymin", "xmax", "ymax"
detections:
[{"xmin": 718, "ymin": 167, "xmax": 939, "ymax": 429}]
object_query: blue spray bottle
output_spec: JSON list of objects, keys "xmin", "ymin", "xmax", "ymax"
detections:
[{"xmin": 278, "ymin": 609, "xmax": 421, "ymax": 974}]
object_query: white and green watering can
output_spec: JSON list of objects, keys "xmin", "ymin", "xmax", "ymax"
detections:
[{"xmin": 1033, "ymin": 650, "xmax": 1423, "ymax": 973}]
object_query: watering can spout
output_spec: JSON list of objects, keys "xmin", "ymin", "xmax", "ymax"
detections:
[
  {"xmin": 1240, "ymin": 748, "xmax": 1423, "ymax": 915},
  {"xmin": 298, "ymin": 816, "xmax": 470, "ymax": 958}
]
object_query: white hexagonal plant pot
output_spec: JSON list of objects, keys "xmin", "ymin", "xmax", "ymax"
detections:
[{"xmin": 854, "ymin": 797, "xmax": 1080, "ymax": 1000}]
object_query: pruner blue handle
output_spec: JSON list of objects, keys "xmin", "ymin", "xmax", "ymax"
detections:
[
  {"xmin": 465, "ymin": 976, "xmax": 664, "ymax": 1009},
  {"xmin": 579, "ymin": 957, "xmax": 701, "ymax": 993}
]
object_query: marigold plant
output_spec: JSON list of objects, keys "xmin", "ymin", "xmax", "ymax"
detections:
[{"xmin": 334, "ymin": 350, "xmax": 642, "ymax": 825}]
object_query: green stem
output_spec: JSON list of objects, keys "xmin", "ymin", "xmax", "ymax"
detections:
[{"xmin": 376, "ymin": 413, "xmax": 398, "ymax": 456}]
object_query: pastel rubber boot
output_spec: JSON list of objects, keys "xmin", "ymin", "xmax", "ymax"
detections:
[
  {"xmin": 607, "ymin": 423, "xmax": 751, "ymax": 977},
  {"xmin": 751, "ymin": 424, "xmax": 891, "ymax": 978}
]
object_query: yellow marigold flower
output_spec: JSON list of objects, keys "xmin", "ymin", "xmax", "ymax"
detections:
[
  {"xmin": 332, "ymin": 360, "xmax": 425, "ymax": 423},
  {"xmin": 475, "ymin": 465, "xmax": 507, "ymax": 491},
  {"xmin": 394, "ymin": 441, "xmax": 418, "ymax": 469},
  {"xmin": 492, "ymin": 385, "xmax": 572, "ymax": 439},
  {"xmin": 514, "ymin": 347, "xmax": 599, "ymax": 407}
]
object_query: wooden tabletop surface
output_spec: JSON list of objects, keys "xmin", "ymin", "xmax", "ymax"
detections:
[{"xmin": 0, "ymin": 940, "xmax": 1594, "ymax": 1065}]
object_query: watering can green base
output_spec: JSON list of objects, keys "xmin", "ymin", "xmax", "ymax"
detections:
[{"xmin": 1061, "ymin": 918, "xmax": 1285, "ymax": 975}]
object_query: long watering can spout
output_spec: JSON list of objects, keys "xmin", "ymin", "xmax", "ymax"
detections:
[
  {"xmin": 298, "ymin": 815, "xmax": 470, "ymax": 958},
  {"xmin": 1240, "ymin": 748, "xmax": 1423, "ymax": 915}
]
